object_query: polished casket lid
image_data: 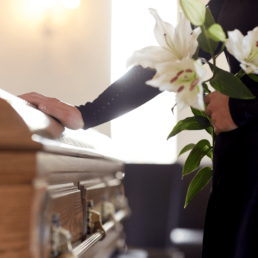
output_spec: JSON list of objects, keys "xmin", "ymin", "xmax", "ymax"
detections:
[{"xmin": 0, "ymin": 88, "xmax": 120, "ymax": 160}]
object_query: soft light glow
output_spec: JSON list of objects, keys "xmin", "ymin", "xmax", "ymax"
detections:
[
  {"xmin": 38, "ymin": 0, "xmax": 57, "ymax": 8},
  {"xmin": 63, "ymin": 0, "xmax": 80, "ymax": 9},
  {"xmin": 111, "ymin": 0, "xmax": 178, "ymax": 164},
  {"xmin": 170, "ymin": 228, "xmax": 203, "ymax": 245}
]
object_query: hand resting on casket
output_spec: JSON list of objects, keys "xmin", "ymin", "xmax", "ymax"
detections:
[{"xmin": 18, "ymin": 92, "xmax": 84, "ymax": 130}]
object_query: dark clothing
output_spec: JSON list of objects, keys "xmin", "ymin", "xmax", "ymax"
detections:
[
  {"xmin": 203, "ymin": 1, "xmax": 258, "ymax": 258},
  {"xmin": 77, "ymin": 0, "xmax": 258, "ymax": 257},
  {"xmin": 77, "ymin": 66, "xmax": 159, "ymax": 129}
]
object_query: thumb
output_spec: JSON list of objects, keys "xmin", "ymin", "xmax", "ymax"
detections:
[{"xmin": 214, "ymin": 127, "xmax": 220, "ymax": 135}]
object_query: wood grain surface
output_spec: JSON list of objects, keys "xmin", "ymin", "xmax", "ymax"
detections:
[
  {"xmin": 0, "ymin": 99, "xmax": 41, "ymax": 151},
  {"xmin": 0, "ymin": 151, "xmax": 36, "ymax": 185},
  {"xmin": 48, "ymin": 184, "xmax": 83, "ymax": 243},
  {"xmin": 0, "ymin": 89, "xmax": 126, "ymax": 258},
  {"xmin": 0, "ymin": 185, "xmax": 34, "ymax": 258}
]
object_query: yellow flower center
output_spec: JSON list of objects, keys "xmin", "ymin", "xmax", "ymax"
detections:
[{"xmin": 170, "ymin": 69, "xmax": 200, "ymax": 93}]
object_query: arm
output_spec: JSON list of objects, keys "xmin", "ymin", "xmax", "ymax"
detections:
[
  {"xmin": 18, "ymin": 66, "xmax": 159, "ymax": 130},
  {"xmin": 19, "ymin": 0, "xmax": 223, "ymax": 131},
  {"xmin": 77, "ymin": 65, "xmax": 159, "ymax": 129},
  {"xmin": 229, "ymin": 76, "xmax": 258, "ymax": 127},
  {"xmin": 77, "ymin": 0, "xmax": 225, "ymax": 130}
]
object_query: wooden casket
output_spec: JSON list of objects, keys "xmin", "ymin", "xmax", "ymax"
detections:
[{"xmin": 0, "ymin": 89, "xmax": 130, "ymax": 258}]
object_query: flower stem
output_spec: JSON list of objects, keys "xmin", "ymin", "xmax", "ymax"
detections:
[
  {"xmin": 214, "ymin": 42, "xmax": 225, "ymax": 59},
  {"xmin": 235, "ymin": 69, "xmax": 245, "ymax": 79},
  {"xmin": 201, "ymin": 25, "xmax": 217, "ymax": 83}
]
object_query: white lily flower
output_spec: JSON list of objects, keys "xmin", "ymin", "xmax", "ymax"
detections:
[
  {"xmin": 146, "ymin": 58, "xmax": 206, "ymax": 110},
  {"xmin": 126, "ymin": 9, "xmax": 201, "ymax": 69},
  {"xmin": 225, "ymin": 27, "xmax": 258, "ymax": 74}
]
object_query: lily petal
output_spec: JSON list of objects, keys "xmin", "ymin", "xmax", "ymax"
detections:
[
  {"xmin": 126, "ymin": 46, "xmax": 175, "ymax": 69},
  {"xmin": 149, "ymin": 8, "xmax": 175, "ymax": 52},
  {"xmin": 174, "ymin": 12, "xmax": 192, "ymax": 55},
  {"xmin": 194, "ymin": 59, "xmax": 206, "ymax": 79},
  {"xmin": 173, "ymin": 13, "xmax": 201, "ymax": 59},
  {"xmin": 245, "ymin": 27, "xmax": 258, "ymax": 61},
  {"xmin": 176, "ymin": 84, "xmax": 204, "ymax": 110},
  {"xmin": 188, "ymin": 27, "xmax": 202, "ymax": 57},
  {"xmin": 242, "ymin": 29, "xmax": 255, "ymax": 59},
  {"xmin": 240, "ymin": 63, "xmax": 254, "ymax": 74},
  {"xmin": 226, "ymin": 27, "xmax": 258, "ymax": 74},
  {"xmin": 146, "ymin": 75, "xmax": 179, "ymax": 92},
  {"xmin": 226, "ymin": 30, "xmax": 245, "ymax": 62},
  {"xmin": 146, "ymin": 58, "xmax": 206, "ymax": 110}
]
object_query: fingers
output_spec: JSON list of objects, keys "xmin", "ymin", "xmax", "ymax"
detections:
[
  {"xmin": 18, "ymin": 92, "xmax": 84, "ymax": 129},
  {"xmin": 204, "ymin": 94, "xmax": 212, "ymax": 117},
  {"xmin": 18, "ymin": 92, "xmax": 63, "ymax": 119},
  {"xmin": 205, "ymin": 106, "xmax": 212, "ymax": 117},
  {"xmin": 18, "ymin": 92, "xmax": 47, "ymax": 106},
  {"xmin": 38, "ymin": 101, "xmax": 66, "ymax": 121}
]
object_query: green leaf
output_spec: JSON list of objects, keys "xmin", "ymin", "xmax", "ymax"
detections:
[
  {"xmin": 180, "ymin": 0, "xmax": 206, "ymax": 26},
  {"xmin": 167, "ymin": 116, "xmax": 210, "ymax": 139},
  {"xmin": 191, "ymin": 107, "xmax": 206, "ymax": 118},
  {"xmin": 206, "ymin": 149, "xmax": 213, "ymax": 161},
  {"xmin": 182, "ymin": 139, "xmax": 211, "ymax": 176},
  {"xmin": 205, "ymin": 126, "xmax": 214, "ymax": 138},
  {"xmin": 207, "ymin": 24, "xmax": 226, "ymax": 42},
  {"xmin": 178, "ymin": 143, "xmax": 195, "ymax": 158},
  {"xmin": 197, "ymin": 8, "xmax": 219, "ymax": 54},
  {"xmin": 248, "ymin": 73, "xmax": 258, "ymax": 82},
  {"xmin": 191, "ymin": 107, "xmax": 213, "ymax": 137},
  {"xmin": 184, "ymin": 167, "xmax": 213, "ymax": 207},
  {"xmin": 208, "ymin": 62, "xmax": 255, "ymax": 99}
]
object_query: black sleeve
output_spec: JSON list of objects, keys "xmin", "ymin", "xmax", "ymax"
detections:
[
  {"xmin": 229, "ymin": 76, "xmax": 258, "ymax": 127},
  {"xmin": 76, "ymin": 65, "xmax": 159, "ymax": 130},
  {"xmin": 77, "ymin": 0, "xmax": 223, "ymax": 130}
]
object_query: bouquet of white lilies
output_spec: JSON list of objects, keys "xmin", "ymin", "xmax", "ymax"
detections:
[{"xmin": 127, "ymin": 0, "xmax": 258, "ymax": 207}]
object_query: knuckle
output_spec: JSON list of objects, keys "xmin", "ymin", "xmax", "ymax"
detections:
[
  {"xmin": 49, "ymin": 97, "xmax": 57, "ymax": 104},
  {"xmin": 51, "ymin": 98, "xmax": 59, "ymax": 103}
]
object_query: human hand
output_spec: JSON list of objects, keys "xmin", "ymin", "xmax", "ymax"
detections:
[
  {"xmin": 204, "ymin": 91, "xmax": 238, "ymax": 135},
  {"xmin": 18, "ymin": 92, "xmax": 84, "ymax": 130}
]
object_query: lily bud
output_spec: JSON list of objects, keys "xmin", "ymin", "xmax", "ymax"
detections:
[
  {"xmin": 180, "ymin": 0, "xmax": 206, "ymax": 26},
  {"xmin": 207, "ymin": 24, "xmax": 226, "ymax": 42}
]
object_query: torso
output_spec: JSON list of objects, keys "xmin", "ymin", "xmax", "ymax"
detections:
[{"xmin": 203, "ymin": 1, "xmax": 258, "ymax": 257}]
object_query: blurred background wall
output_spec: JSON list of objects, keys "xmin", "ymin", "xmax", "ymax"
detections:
[{"xmin": 0, "ymin": 0, "xmax": 112, "ymax": 135}]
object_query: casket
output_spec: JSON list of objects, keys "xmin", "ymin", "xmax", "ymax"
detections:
[{"xmin": 0, "ymin": 89, "xmax": 130, "ymax": 258}]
